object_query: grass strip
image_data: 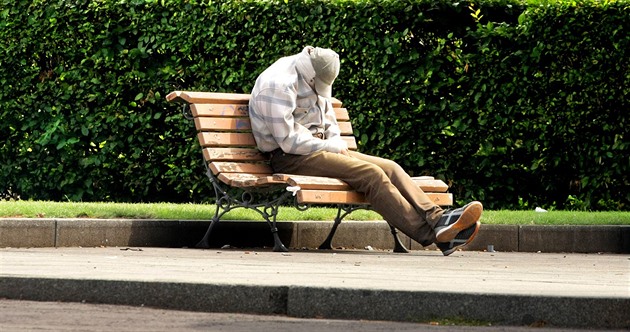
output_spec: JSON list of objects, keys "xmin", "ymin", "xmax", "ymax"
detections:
[{"xmin": 0, "ymin": 201, "xmax": 628, "ymax": 225}]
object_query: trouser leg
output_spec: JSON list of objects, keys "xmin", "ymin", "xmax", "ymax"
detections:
[
  {"xmin": 270, "ymin": 150, "xmax": 443, "ymax": 246},
  {"xmin": 347, "ymin": 150, "xmax": 443, "ymax": 225}
]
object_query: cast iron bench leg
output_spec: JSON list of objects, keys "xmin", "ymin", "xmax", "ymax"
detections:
[
  {"xmin": 260, "ymin": 192, "xmax": 292, "ymax": 252},
  {"xmin": 319, "ymin": 205, "xmax": 409, "ymax": 252},
  {"xmin": 318, "ymin": 205, "xmax": 345, "ymax": 250},
  {"xmin": 269, "ymin": 226, "xmax": 289, "ymax": 252},
  {"xmin": 195, "ymin": 217, "xmax": 218, "ymax": 249},
  {"xmin": 390, "ymin": 226, "xmax": 410, "ymax": 253}
]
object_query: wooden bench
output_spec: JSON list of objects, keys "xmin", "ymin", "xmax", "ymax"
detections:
[{"xmin": 166, "ymin": 91, "xmax": 452, "ymax": 252}]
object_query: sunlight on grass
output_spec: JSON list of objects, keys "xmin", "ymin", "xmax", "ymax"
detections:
[
  {"xmin": 480, "ymin": 210, "xmax": 630, "ymax": 225},
  {"xmin": 0, "ymin": 201, "xmax": 628, "ymax": 225}
]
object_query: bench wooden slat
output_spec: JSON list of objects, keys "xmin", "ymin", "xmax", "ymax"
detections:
[
  {"xmin": 198, "ymin": 132, "xmax": 355, "ymax": 150},
  {"xmin": 203, "ymin": 147, "xmax": 267, "ymax": 161},
  {"xmin": 297, "ymin": 190, "xmax": 366, "ymax": 204},
  {"xmin": 167, "ymin": 91, "xmax": 250, "ymax": 104},
  {"xmin": 209, "ymin": 162, "xmax": 272, "ymax": 175},
  {"xmin": 334, "ymin": 108, "xmax": 349, "ymax": 121},
  {"xmin": 297, "ymin": 190, "xmax": 453, "ymax": 206},
  {"xmin": 338, "ymin": 122, "xmax": 353, "ymax": 135},
  {"xmin": 289, "ymin": 176, "xmax": 349, "ymax": 191},
  {"xmin": 426, "ymin": 193, "xmax": 453, "ymax": 205},
  {"xmin": 191, "ymin": 104, "xmax": 249, "ymax": 117},
  {"xmin": 191, "ymin": 103, "xmax": 349, "ymax": 121},
  {"xmin": 273, "ymin": 174, "xmax": 350, "ymax": 191},
  {"xmin": 195, "ymin": 117, "xmax": 351, "ymax": 135},
  {"xmin": 198, "ymin": 132, "xmax": 256, "ymax": 147},
  {"xmin": 411, "ymin": 178, "xmax": 449, "ymax": 193},
  {"xmin": 274, "ymin": 174, "xmax": 448, "ymax": 193},
  {"xmin": 218, "ymin": 173, "xmax": 285, "ymax": 187},
  {"xmin": 343, "ymin": 136, "xmax": 357, "ymax": 150},
  {"xmin": 195, "ymin": 117, "xmax": 251, "ymax": 131},
  {"xmin": 167, "ymin": 91, "xmax": 343, "ymax": 107}
]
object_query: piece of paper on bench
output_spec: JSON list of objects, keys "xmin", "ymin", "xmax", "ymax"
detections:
[{"xmin": 286, "ymin": 186, "xmax": 301, "ymax": 196}]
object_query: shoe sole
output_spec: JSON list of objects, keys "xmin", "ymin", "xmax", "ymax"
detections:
[
  {"xmin": 436, "ymin": 201, "xmax": 483, "ymax": 243},
  {"xmin": 442, "ymin": 222, "xmax": 481, "ymax": 256}
]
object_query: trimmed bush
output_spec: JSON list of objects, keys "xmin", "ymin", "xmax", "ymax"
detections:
[{"xmin": 0, "ymin": 0, "xmax": 627, "ymax": 210}]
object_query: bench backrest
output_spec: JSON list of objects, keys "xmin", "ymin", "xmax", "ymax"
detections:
[{"xmin": 166, "ymin": 91, "xmax": 355, "ymax": 188}]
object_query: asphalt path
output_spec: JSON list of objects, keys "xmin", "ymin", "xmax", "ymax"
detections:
[{"xmin": 0, "ymin": 299, "xmax": 616, "ymax": 332}]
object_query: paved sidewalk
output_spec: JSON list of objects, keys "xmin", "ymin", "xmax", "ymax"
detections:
[{"xmin": 1, "ymin": 247, "xmax": 628, "ymax": 329}]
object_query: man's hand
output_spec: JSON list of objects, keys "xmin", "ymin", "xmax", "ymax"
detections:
[
  {"xmin": 339, "ymin": 148, "xmax": 352, "ymax": 157},
  {"xmin": 326, "ymin": 138, "xmax": 349, "ymax": 155}
]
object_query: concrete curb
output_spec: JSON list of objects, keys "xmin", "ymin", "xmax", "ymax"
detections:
[
  {"xmin": 2, "ymin": 276, "xmax": 628, "ymax": 329},
  {"xmin": 287, "ymin": 287, "xmax": 630, "ymax": 329},
  {"xmin": 1, "ymin": 218, "xmax": 629, "ymax": 253},
  {"xmin": 0, "ymin": 277, "xmax": 288, "ymax": 316}
]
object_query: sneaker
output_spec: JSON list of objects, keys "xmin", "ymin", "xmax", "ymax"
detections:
[
  {"xmin": 434, "ymin": 201, "xmax": 483, "ymax": 243},
  {"xmin": 437, "ymin": 222, "xmax": 480, "ymax": 256}
]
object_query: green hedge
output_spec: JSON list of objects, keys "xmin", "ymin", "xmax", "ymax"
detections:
[
  {"xmin": 458, "ymin": 1, "xmax": 629, "ymax": 210},
  {"xmin": 0, "ymin": 0, "xmax": 627, "ymax": 210}
]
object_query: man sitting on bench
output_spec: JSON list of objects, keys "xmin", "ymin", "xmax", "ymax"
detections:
[{"xmin": 248, "ymin": 46, "xmax": 483, "ymax": 256}]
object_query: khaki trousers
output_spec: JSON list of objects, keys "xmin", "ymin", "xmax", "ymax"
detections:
[{"xmin": 270, "ymin": 149, "xmax": 444, "ymax": 246}]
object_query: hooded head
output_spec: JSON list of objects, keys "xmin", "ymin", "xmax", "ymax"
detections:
[{"xmin": 296, "ymin": 46, "xmax": 340, "ymax": 99}]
